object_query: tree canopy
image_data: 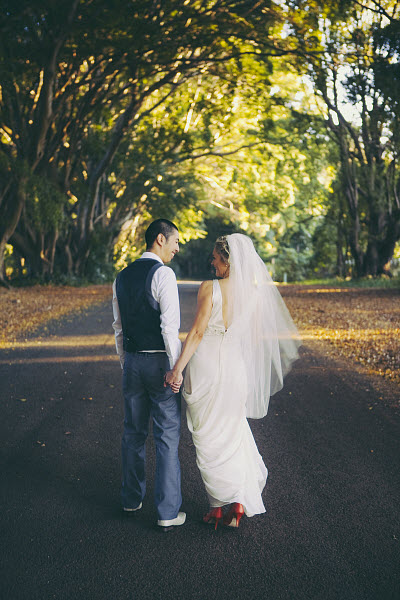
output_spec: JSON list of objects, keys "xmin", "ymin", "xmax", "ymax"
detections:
[{"xmin": 1, "ymin": 0, "xmax": 399, "ymax": 284}]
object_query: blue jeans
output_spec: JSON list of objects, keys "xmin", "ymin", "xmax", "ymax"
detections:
[{"xmin": 121, "ymin": 352, "xmax": 182, "ymax": 521}]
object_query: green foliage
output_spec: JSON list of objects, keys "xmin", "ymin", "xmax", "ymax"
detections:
[
  {"xmin": 286, "ymin": 0, "xmax": 400, "ymax": 276},
  {"xmin": 81, "ymin": 227, "xmax": 116, "ymax": 283},
  {"xmin": 293, "ymin": 276, "xmax": 400, "ymax": 289},
  {"xmin": 373, "ymin": 20, "xmax": 400, "ymax": 116},
  {"xmin": 173, "ymin": 211, "xmax": 243, "ymax": 279},
  {"xmin": 25, "ymin": 175, "xmax": 65, "ymax": 231},
  {"xmin": 273, "ymin": 246, "xmax": 311, "ymax": 282},
  {"xmin": 2, "ymin": 0, "xmax": 399, "ymax": 284},
  {"xmin": 1, "ymin": 0, "xmax": 288, "ymax": 281},
  {"xmin": 308, "ymin": 216, "xmax": 339, "ymax": 277}
]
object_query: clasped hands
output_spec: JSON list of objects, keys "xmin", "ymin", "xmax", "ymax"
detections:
[{"xmin": 164, "ymin": 369, "xmax": 183, "ymax": 393}]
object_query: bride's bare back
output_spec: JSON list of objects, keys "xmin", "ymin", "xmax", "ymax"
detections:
[{"xmin": 217, "ymin": 278, "xmax": 230, "ymax": 330}]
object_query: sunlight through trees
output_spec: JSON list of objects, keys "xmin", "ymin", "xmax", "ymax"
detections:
[{"xmin": 1, "ymin": 0, "xmax": 399, "ymax": 283}]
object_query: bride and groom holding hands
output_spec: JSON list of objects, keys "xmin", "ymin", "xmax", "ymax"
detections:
[{"xmin": 112, "ymin": 219, "xmax": 300, "ymax": 531}]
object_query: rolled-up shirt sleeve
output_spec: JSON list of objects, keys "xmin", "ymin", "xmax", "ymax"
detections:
[
  {"xmin": 112, "ymin": 279, "xmax": 125, "ymax": 369},
  {"xmin": 152, "ymin": 266, "xmax": 182, "ymax": 369}
]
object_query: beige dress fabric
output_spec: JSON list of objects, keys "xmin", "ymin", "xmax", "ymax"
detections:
[{"xmin": 183, "ymin": 280, "xmax": 268, "ymax": 516}]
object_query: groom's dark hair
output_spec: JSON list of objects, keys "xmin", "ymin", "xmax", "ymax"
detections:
[{"xmin": 145, "ymin": 219, "xmax": 178, "ymax": 249}]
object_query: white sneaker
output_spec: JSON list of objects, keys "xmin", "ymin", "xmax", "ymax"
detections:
[
  {"xmin": 157, "ymin": 511, "xmax": 186, "ymax": 529},
  {"xmin": 123, "ymin": 502, "xmax": 142, "ymax": 514}
]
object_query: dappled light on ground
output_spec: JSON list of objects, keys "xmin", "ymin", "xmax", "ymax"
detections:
[
  {"xmin": 0, "ymin": 283, "xmax": 398, "ymax": 384},
  {"xmin": 0, "ymin": 285, "xmax": 111, "ymax": 346},
  {"xmin": 281, "ymin": 285, "xmax": 400, "ymax": 384},
  {"xmin": 295, "ymin": 288, "xmax": 352, "ymax": 294},
  {"xmin": 2, "ymin": 334, "xmax": 115, "ymax": 349},
  {"xmin": 0, "ymin": 354, "xmax": 119, "ymax": 365},
  {"xmin": 0, "ymin": 330, "xmax": 118, "ymax": 365}
]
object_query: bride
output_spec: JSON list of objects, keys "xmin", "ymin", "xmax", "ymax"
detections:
[{"xmin": 165, "ymin": 234, "xmax": 300, "ymax": 529}]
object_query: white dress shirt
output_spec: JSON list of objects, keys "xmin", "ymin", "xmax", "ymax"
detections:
[{"xmin": 112, "ymin": 252, "xmax": 181, "ymax": 369}]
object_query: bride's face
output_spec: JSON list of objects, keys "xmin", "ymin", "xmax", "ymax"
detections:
[{"xmin": 211, "ymin": 248, "xmax": 229, "ymax": 279}]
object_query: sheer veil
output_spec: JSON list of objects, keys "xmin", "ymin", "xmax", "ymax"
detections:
[{"xmin": 225, "ymin": 234, "xmax": 301, "ymax": 418}]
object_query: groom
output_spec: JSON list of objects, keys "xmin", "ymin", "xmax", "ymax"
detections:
[{"xmin": 112, "ymin": 219, "xmax": 185, "ymax": 531}]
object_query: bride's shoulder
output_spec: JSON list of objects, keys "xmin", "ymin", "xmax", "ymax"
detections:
[
  {"xmin": 197, "ymin": 279, "xmax": 213, "ymax": 299},
  {"xmin": 199, "ymin": 279, "xmax": 213, "ymax": 292}
]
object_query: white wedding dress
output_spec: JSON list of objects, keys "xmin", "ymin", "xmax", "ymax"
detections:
[{"xmin": 183, "ymin": 279, "xmax": 268, "ymax": 516}]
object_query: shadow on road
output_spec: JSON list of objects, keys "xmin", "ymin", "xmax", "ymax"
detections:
[{"xmin": 0, "ymin": 292, "xmax": 399, "ymax": 600}]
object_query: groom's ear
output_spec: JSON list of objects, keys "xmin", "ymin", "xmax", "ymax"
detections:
[{"xmin": 156, "ymin": 233, "xmax": 166, "ymax": 247}]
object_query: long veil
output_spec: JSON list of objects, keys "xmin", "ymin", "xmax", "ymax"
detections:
[{"xmin": 225, "ymin": 234, "xmax": 301, "ymax": 418}]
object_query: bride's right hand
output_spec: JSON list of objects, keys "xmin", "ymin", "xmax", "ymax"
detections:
[
  {"xmin": 170, "ymin": 381, "xmax": 182, "ymax": 393},
  {"xmin": 164, "ymin": 369, "xmax": 183, "ymax": 392}
]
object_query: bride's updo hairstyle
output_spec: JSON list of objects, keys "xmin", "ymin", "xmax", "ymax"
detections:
[{"xmin": 214, "ymin": 236, "xmax": 230, "ymax": 264}]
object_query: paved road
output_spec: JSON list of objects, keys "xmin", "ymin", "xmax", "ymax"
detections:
[{"xmin": 1, "ymin": 284, "xmax": 399, "ymax": 600}]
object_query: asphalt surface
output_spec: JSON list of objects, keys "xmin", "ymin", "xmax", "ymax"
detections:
[{"xmin": 0, "ymin": 283, "xmax": 399, "ymax": 600}]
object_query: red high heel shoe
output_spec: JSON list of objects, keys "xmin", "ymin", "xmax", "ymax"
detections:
[
  {"xmin": 223, "ymin": 503, "xmax": 245, "ymax": 528},
  {"xmin": 203, "ymin": 507, "xmax": 223, "ymax": 530}
]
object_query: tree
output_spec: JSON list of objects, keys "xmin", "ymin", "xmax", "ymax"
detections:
[
  {"xmin": 167, "ymin": 58, "xmax": 335, "ymax": 281},
  {"xmin": 0, "ymin": 0, "xmax": 287, "ymax": 282},
  {"xmin": 287, "ymin": 0, "xmax": 400, "ymax": 276}
]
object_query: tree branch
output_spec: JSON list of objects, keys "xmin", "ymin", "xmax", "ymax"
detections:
[
  {"xmin": 32, "ymin": 0, "xmax": 80, "ymax": 168},
  {"xmin": 352, "ymin": 0, "xmax": 397, "ymax": 22},
  {"xmin": 176, "ymin": 141, "xmax": 263, "ymax": 162}
]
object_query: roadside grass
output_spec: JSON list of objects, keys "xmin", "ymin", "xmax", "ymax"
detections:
[{"xmin": 289, "ymin": 276, "xmax": 400, "ymax": 289}]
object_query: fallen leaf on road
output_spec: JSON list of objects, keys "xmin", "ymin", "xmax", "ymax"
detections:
[
  {"xmin": 282, "ymin": 286, "xmax": 400, "ymax": 385},
  {"xmin": 0, "ymin": 284, "xmax": 110, "ymax": 346}
]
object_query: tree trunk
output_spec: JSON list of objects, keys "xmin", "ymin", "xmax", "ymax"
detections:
[
  {"xmin": 335, "ymin": 204, "xmax": 346, "ymax": 277},
  {"xmin": 0, "ymin": 181, "xmax": 26, "ymax": 285},
  {"xmin": 0, "ymin": 239, "xmax": 11, "ymax": 287},
  {"xmin": 64, "ymin": 243, "xmax": 74, "ymax": 277},
  {"xmin": 335, "ymin": 239, "xmax": 345, "ymax": 277},
  {"xmin": 363, "ymin": 240, "xmax": 379, "ymax": 276},
  {"xmin": 10, "ymin": 227, "xmax": 57, "ymax": 280},
  {"xmin": 48, "ymin": 229, "xmax": 59, "ymax": 276},
  {"xmin": 347, "ymin": 211, "xmax": 364, "ymax": 277},
  {"xmin": 377, "ymin": 213, "xmax": 400, "ymax": 275}
]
